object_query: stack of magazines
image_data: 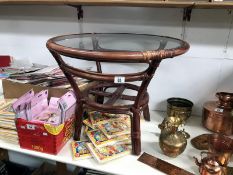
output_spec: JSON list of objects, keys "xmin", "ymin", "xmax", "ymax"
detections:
[
  {"xmin": 0, "ymin": 99, "xmax": 18, "ymax": 144},
  {"xmin": 7, "ymin": 65, "xmax": 91, "ymax": 89},
  {"xmin": 71, "ymin": 111, "xmax": 132, "ymax": 163}
]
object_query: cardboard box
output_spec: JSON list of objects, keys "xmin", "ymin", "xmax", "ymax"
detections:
[
  {"xmin": 2, "ymin": 79, "xmax": 92, "ymax": 99},
  {"xmin": 3, "ymin": 79, "xmax": 94, "ymax": 155},
  {"xmin": 2, "ymin": 79, "xmax": 68, "ymax": 99},
  {"xmin": 16, "ymin": 116, "xmax": 74, "ymax": 155},
  {"xmin": 13, "ymin": 89, "xmax": 78, "ymax": 155}
]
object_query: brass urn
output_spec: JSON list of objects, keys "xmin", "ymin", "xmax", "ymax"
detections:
[{"xmin": 158, "ymin": 119, "xmax": 190, "ymax": 158}]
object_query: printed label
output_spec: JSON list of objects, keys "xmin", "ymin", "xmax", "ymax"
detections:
[
  {"xmin": 114, "ymin": 76, "xmax": 125, "ymax": 84},
  {"xmin": 214, "ymin": 108, "xmax": 223, "ymax": 113},
  {"xmin": 26, "ymin": 124, "xmax": 35, "ymax": 130}
]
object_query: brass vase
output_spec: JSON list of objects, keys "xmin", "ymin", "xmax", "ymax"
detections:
[
  {"xmin": 167, "ymin": 97, "xmax": 193, "ymax": 126},
  {"xmin": 158, "ymin": 119, "xmax": 190, "ymax": 158}
]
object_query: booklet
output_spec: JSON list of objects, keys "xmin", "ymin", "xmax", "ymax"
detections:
[
  {"xmin": 71, "ymin": 141, "xmax": 92, "ymax": 160},
  {"xmin": 86, "ymin": 130, "xmax": 130, "ymax": 148},
  {"xmin": 97, "ymin": 117, "xmax": 131, "ymax": 139},
  {"xmin": 86, "ymin": 143, "xmax": 131, "ymax": 163}
]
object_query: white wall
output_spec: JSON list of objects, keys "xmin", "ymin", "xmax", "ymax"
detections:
[
  {"xmin": 1, "ymin": 5, "xmax": 233, "ymax": 168},
  {"xmin": 1, "ymin": 6, "xmax": 233, "ymax": 116}
]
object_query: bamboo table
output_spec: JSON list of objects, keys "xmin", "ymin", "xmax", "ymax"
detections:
[{"xmin": 46, "ymin": 33, "xmax": 189, "ymax": 155}]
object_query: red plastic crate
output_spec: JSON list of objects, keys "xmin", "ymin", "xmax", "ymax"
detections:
[{"xmin": 16, "ymin": 117, "xmax": 74, "ymax": 155}]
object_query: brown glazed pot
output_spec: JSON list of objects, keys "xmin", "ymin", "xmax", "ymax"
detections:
[{"xmin": 202, "ymin": 92, "xmax": 233, "ymax": 135}]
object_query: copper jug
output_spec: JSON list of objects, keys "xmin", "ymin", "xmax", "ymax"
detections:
[
  {"xmin": 202, "ymin": 92, "xmax": 233, "ymax": 135},
  {"xmin": 158, "ymin": 119, "xmax": 190, "ymax": 158},
  {"xmin": 194, "ymin": 152, "xmax": 227, "ymax": 175}
]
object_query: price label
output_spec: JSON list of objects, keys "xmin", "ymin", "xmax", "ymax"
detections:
[
  {"xmin": 26, "ymin": 124, "xmax": 35, "ymax": 130},
  {"xmin": 214, "ymin": 108, "xmax": 223, "ymax": 113},
  {"xmin": 114, "ymin": 76, "xmax": 125, "ymax": 83}
]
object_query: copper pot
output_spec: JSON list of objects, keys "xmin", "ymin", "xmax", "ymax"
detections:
[
  {"xmin": 208, "ymin": 134, "xmax": 233, "ymax": 166},
  {"xmin": 202, "ymin": 92, "xmax": 233, "ymax": 135}
]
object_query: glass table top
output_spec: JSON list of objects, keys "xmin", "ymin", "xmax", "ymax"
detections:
[
  {"xmin": 51, "ymin": 33, "xmax": 184, "ymax": 52},
  {"xmin": 47, "ymin": 33, "xmax": 189, "ymax": 62}
]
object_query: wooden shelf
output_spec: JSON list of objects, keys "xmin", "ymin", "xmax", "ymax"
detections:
[{"xmin": 0, "ymin": 0, "xmax": 233, "ymax": 9}]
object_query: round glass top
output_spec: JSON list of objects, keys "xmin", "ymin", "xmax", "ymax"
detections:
[
  {"xmin": 52, "ymin": 33, "xmax": 182, "ymax": 52},
  {"xmin": 47, "ymin": 33, "xmax": 189, "ymax": 62}
]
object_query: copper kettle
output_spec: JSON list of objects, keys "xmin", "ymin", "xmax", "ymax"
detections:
[{"xmin": 194, "ymin": 152, "xmax": 227, "ymax": 175}]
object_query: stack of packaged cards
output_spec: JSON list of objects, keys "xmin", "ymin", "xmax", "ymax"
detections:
[
  {"xmin": 74, "ymin": 111, "xmax": 132, "ymax": 163},
  {"xmin": 86, "ymin": 142, "xmax": 131, "ymax": 163},
  {"xmin": 0, "ymin": 99, "xmax": 18, "ymax": 144},
  {"xmin": 12, "ymin": 89, "xmax": 76, "ymax": 125},
  {"xmin": 71, "ymin": 141, "xmax": 92, "ymax": 160}
]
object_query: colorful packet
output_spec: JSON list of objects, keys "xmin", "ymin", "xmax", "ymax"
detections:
[
  {"xmin": 97, "ymin": 117, "xmax": 130, "ymax": 139},
  {"xmin": 86, "ymin": 129, "xmax": 130, "ymax": 148},
  {"xmin": 71, "ymin": 141, "xmax": 92, "ymax": 160},
  {"xmin": 83, "ymin": 118, "xmax": 98, "ymax": 130},
  {"xmin": 86, "ymin": 143, "xmax": 131, "ymax": 163},
  {"xmin": 88, "ymin": 111, "xmax": 110, "ymax": 126}
]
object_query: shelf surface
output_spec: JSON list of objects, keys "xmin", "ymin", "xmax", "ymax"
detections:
[
  {"xmin": 0, "ymin": 110, "xmax": 232, "ymax": 175},
  {"xmin": 0, "ymin": 0, "xmax": 233, "ymax": 9}
]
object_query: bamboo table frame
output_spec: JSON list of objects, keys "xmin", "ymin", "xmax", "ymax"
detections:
[{"xmin": 46, "ymin": 33, "xmax": 189, "ymax": 155}]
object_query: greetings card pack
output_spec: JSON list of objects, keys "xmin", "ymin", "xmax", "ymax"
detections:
[
  {"xmin": 97, "ymin": 117, "xmax": 131, "ymax": 139},
  {"xmin": 31, "ymin": 97, "xmax": 61, "ymax": 125},
  {"xmin": 86, "ymin": 142, "xmax": 131, "ymax": 163},
  {"xmin": 71, "ymin": 141, "xmax": 92, "ymax": 160},
  {"xmin": 58, "ymin": 91, "xmax": 76, "ymax": 123},
  {"xmin": 12, "ymin": 89, "xmax": 34, "ymax": 120},
  {"xmin": 86, "ymin": 129, "xmax": 130, "ymax": 148},
  {"xmin": 26, "ymin": 90, "xmax": 48, "ymax": 121}
]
